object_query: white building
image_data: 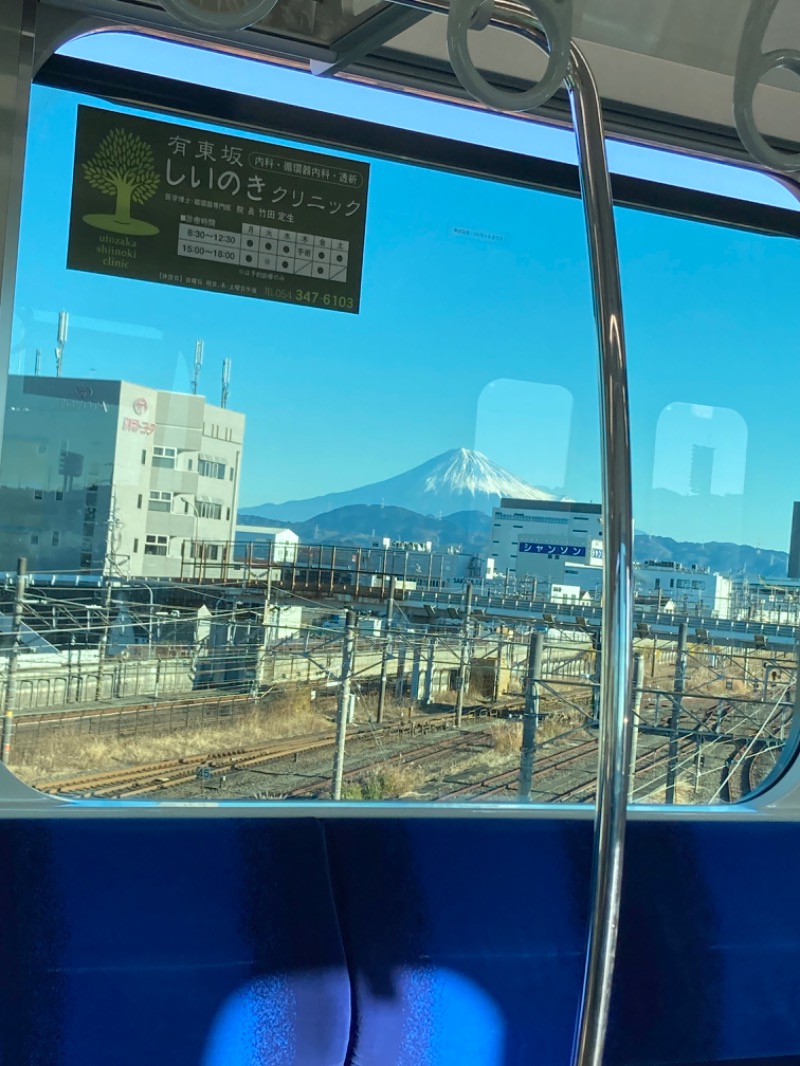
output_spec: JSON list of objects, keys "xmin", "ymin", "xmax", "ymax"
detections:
[
  {"xmin": 489, "ymin": 498, "xmax": 603, "ymax": 591},
  {"xmin": 634, "ymin": 561, "xmax": 732, "ymax": 618},
  {"xmin": 235, "ymin": 524, "xmax": 299, "ymax": 564},
  {"xmin": 0, "ymin": 375, "xmax": 245, "ymax": 579}
]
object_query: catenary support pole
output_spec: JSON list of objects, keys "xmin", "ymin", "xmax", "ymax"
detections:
[
  {"xmin": 410, "ymin": 637, "xmax": 423, "ymax": 703},
  {"xmin": 95, "ymin": 582, "xmax": 113, "ymax": 701},
  {"xmin": 628, "ymin": 653, "xmax": 644, "ymax": 802},
  {"xmin": 1, "ymin": 557, "xmax": 26, "ymax": 763},
  {"xmin": 493, "ymin": 629, "xmax": 505, "ymax": 702},
  {"xmin": 423, "ymin": 633, "xmax": 437, "ymax": 705},
  {"xmin": 519, "ymin": 629, "xmax": 544, "ymax": 800},
  {"xmin": 394, "ymin": 642, "xmax": 406, "ymax": 701},
  {"xmin": 455, "ymin": 582, "xmax": 474, "ymax": 727},
  {"xmin": 666, "ymin": 622, "xmax": 688, "ymax": 803},
  {"xmin": 332, "ymin": 609, "xmax": 357, "ymax": 800},
  {"xmin": 376, "ymin": 576, "xmax": 396, "ymax": 723}
]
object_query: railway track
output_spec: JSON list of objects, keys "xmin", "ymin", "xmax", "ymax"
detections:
[
  {"xmin": 281, "ymin": 724, "xmax": 493, "ymax": 799},
  {"xmin": 34, "ymin": 730, "xmax": 341, "ymax": 797},
  {"xmin": 32, "ymin": 713, "xmax": 462, "ymax": 798},
  {"xmin": 439, "ymin": 733, "xmax": 701, "ymax": 805},
  {"xmin": 438, "ymin": 737, "xmax": 599, "ymax": 802},
  {"xmin": 16, "ymin": 689, "xmax": 256, "ymax": 727},
  {"xmin": 550, "ymin": 737, "xmax": 698, "ymax": 804}
]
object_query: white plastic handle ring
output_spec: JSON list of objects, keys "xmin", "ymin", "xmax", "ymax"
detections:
[
  {"xmin": 447, "ymin": 0, "xmax": 572, "ymax": 113},
  {"xmin": 734, "ymin": 0, "xmax": 800, "ymax": 172}
]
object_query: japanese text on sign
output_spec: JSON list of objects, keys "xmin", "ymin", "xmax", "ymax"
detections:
[
  {"xmin": 518, "ymin": 543, "xmax": 587, "ymax": 557},
  {"xmin": 67, "ymin": 107, "xmax": 369, "ymax": 315}
]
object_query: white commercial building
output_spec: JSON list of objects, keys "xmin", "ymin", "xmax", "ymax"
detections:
[
  {"xmin": 489, "ymin": 498, "xmax": 603, "ymax": 592},
  {"xmin": 634, "ymin": 561, "xmax": 733, "ymax": 618},
  {"xmin": 235, "ymin": 524, "xmax": 299, "ymax": 564},
  {"xmin": 0, "ymin": 375, "xmax": 245, "ymax": 579}
]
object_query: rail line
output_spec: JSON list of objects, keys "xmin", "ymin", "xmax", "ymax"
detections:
[
  {"xmin": 281, "ymin": 724, "xmax": 493, "ymax": 799},
  {"xmin": 31, "ymin": 713, "xmax": 461, "ymax": 797},
  {"xmin": 438, "ymin": 737, "xmax": 599, "ymax": 802},
  {"xmin": 33, "ymin": 731, "xmax": 339, "ymax": 797}
]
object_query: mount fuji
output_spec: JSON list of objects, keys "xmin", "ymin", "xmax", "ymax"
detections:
[{"xmin": 244, "ymin": 448, "xmax": 556, "ymax": 523}]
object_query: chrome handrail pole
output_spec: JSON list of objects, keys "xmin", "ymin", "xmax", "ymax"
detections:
[
  {"xmin": 564, "ymin": 43, "xmax": 634, "ymax": 1066},
  {"xmin": 385, "ymin": 6, "xmax": 635, "ymax": 1064}
]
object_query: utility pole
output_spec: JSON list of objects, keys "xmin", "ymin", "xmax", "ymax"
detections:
[
  {"xmin": 94, "ymin": 583, "xmax": 113, "ymax": 701},
  {"xmin": 455, "ymin": 582, "xmax": 474, "ymax": 728},
  {"xmin": 628, "ymin": 652, "xmax": 645, "ymax": 802},
  {"xmin": 665, "ymin": 621, "xmax": 688, "ymax": 803},
  {"xmin": 518, "ymin": 630, "xmax": 544, "ymax": 800},
  {"xmin": 332, "ymin": 609, "xmax": 357, "ymax": 800},
  {"xmin": 1, "ymin": 558, "xmax": 27, "ymax": 763},
  {"xmin": 376, "ymin": 576, "xmax": 396, "ymax": 723},
  {"xmin": 34, "ymin": 349, "xmax": 41, "ymax": 376}
]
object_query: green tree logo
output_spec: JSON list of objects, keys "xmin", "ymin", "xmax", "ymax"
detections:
[{"xmin": 82, "ymin": 128, "xmax": 160, "ymax": 236}]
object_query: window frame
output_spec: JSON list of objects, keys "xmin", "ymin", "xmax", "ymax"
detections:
[{"xmin": 1, "ymin": 34, "xmax": 798, "ymax": 814}]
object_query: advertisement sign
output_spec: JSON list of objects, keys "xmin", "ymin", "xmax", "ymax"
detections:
[{"xmin": 67, "ymin": 106, "xmax": 369, "ymax": 314}]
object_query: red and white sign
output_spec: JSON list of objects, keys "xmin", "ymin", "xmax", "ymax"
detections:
[
  {"xmin": 133, "ymin": 397, "xmax": 148, "ymax": 416},
  {"xmin": 123, "ymin": 417, "xmax": 155, "ymax": 435}
]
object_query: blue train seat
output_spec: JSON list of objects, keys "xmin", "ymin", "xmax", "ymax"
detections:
[
  {"xmin": 0, "ymin": 818, "xmax": 351, "ymax": 1066},
  {"xmin": 3, "ymin": 814, "xmax": 800, "ymax": 1066}
]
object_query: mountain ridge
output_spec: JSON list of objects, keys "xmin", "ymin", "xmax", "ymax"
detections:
[
  {"xmin": 238, "ymin": 504, "xmax": 791, "ymax": 579},
  {"xmin": 244, "ymin": 447, "xmax": 555, "ymax": 522}
]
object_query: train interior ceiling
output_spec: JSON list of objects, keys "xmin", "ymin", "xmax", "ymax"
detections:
[{"xmin": 4, "ymin": 1, "xmax": 800, "ymax": 1065}]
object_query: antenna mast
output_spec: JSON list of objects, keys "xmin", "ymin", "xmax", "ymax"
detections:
[
  {"xmin": 221, "ymin": 358, "xmax": 231, "ymax": 409},
  {"xmin": 55, "ymin": 310, "xmax": 68, "ymax": 378},
  {"xmin": 192, "ymin": 339, "xmax": 204, "ymax": 395}
]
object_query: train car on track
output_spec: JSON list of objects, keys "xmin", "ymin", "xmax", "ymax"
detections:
[{"xmin": 3, "ymin": 2, "xmax": 800, "ymax": 1065}]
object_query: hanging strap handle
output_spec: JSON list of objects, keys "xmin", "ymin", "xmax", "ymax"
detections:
[
  {"xmin": 734, "ymin": 0, "xmax": 800, "ymax": 173},
  {"xmin": 447, "ymin": 0, "xmax": 573, "ymax": 112}
]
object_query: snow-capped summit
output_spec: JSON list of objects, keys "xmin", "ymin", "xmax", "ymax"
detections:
[
  {"xmin": 422, "ymin": 448, "xmax": 553, "ymax": 502},
  {"xmin": 245, "ymin": 448, "xmax": 555, "ymax": 522}
]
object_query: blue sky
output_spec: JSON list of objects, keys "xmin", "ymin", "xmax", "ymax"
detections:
[{"xmin": 11, "ymin": 32, "xmax": 800, "ymax": 552}]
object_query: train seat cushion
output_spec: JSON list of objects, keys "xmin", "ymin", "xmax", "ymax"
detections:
[
  {"xmin": 325, "ymin": 819, "xmax": 592, "ymax": 1066},
  {"xmin": 0, "ymin": 817, "xmax": 350, "ymax": 1066}
]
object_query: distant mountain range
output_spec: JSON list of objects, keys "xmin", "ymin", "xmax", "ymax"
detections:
[
  {"xmin": 240, "ymin": 448, "xmax": 791, "ymax": 579},
  {"xmin": 238, "ymin": 504, "xmax": 791, "ymax": 579},
  {"xmin": 244, "ymin": 448, "xmax": 555, "ymax": 522},
  {"xmin": 241, "ymin": 505, "xmax": 493, "ymax": 553},
  {"xmin": 633, "ymin": 533, "xmax": 789, "ymax": 581}
]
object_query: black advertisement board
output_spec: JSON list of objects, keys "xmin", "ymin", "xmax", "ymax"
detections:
[{"xmin": 67, "ymin": 106, "xmax": 369, "ymax": 314}]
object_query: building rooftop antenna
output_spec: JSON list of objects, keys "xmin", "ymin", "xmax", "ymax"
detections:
[
  {"xmin": 55, "ymin": 310, "xmax": 68, "ymax": 378},
  {"xmin": 191, "ymin": 339, "xmax": 204, "ymax": 395},
  {"xmin": 221, "ymin": 357, "xmax": 231, "ymax": 409}
]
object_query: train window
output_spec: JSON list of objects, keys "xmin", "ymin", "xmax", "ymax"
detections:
[
  {"xmin": 620, "ymin": 207, "xmax": 800, "ymax": 804},
  {"xmin": 2, "ymin": 33, "xmax": 798, "ymax": 807}
]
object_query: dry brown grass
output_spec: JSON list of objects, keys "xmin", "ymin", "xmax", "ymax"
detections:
[
  {"xmin": 13, "ymin": 687, "xmax": 331, "ymax": 782},
  {"xmin": 490, "ymin": 720, "xmax": 523, "ymax": 754},
  {"xmin": 536, "ymin": 709, "xmax": 587, "ymax": 743},
  {"xmin": 481, "ymin": 710, "xmax": 588, "ymax": 763},
  {"xmin": 638, "ymin": 775, "xmax": 696, "ymax": 805},
  {"xmin": 343, "ymin": 759, "xmax": 427, "ymax": 800}
]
